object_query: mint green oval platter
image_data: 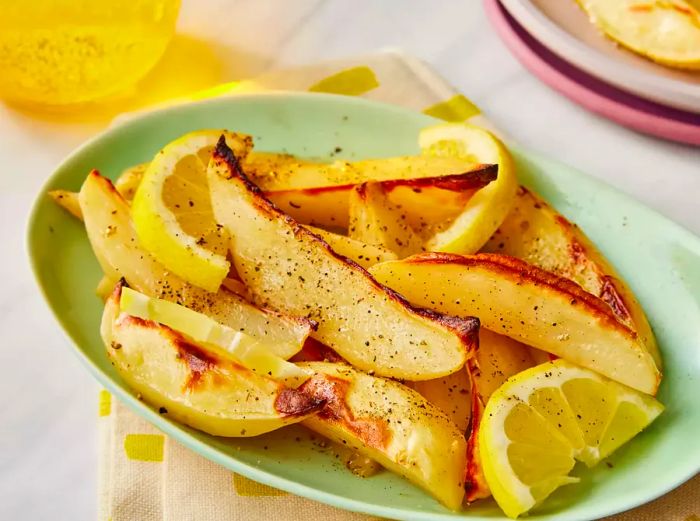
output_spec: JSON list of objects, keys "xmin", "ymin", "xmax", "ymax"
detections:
[{"xmin": 27, "ymin": 93, "xmax": 699, "ymax": 521}]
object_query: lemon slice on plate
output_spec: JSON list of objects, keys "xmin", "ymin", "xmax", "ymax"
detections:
[
  {"xmin": 578, "ymin": 0, "xmax": 700, "ymax": 70},
  {"xmin": 479, "ymin": 359, "xmax": 663, "ymax": 519},
  {"xmin": 419, "ymin": 123, "xmax": 518, "ymax": 254},
  {"xmin": 119, "ymin": 286, "xmax": 311, "ymax": 386},
  {"xmin": 131, "ymin": 130, "xmax": 251, "ymax": 292}
]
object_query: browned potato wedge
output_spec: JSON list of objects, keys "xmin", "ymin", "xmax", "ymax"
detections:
[
  {"xmin": 49, "ymin": 190, "xmax": 82, "ymax": 219},
  {"xmin": 208, "ymin": 138, "xmax": 479, "ymax": 380},
  {"xmin": 115, "ymin": 162, "xmax": 148, "ymax": 201},
  {"xmin": 101, "ymin": 283, "xmax": 320, "ymax": 436},
  {"xmin": 465, "ymin": 330, "xmax": 539, "ymax": 501},
  {"xmin": 483, "ymin": 186, "xmax": 660, "ymax": 367},
  {"xmin": 78, "ymin": 170, "xmax": 313, "ymax": 359},
  {"xmin": 370, "ymin": 253, "xmax": 661, "ymax": 394},
  {"xmin": 95, "ymin": 275, "xmax": 117, "ymax": 301},
  {"xmin": 348, "ymin": 182, "xmax": 423, "ymax": 258},
  {"xmin": 267, "ymin": 165, "xmax": 497, "ymax": 229},
  {"xmin": 298, "ymin": 362, "xmax": 467, "ymax": 510},
  {"xmin": 304, "ymin": 225, "xmax": 398, "ymax": 268},
  {"xmin": 410, "ymin": 368, "xmax": 471, "ymax": 433},
  {"xmin": 245, "ymin": 152, "xmax": 480, "ymax": 191}
]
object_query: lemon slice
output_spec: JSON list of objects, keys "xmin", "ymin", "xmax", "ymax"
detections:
[
  {"xmin": 119, "ymin": 286, "xmax": 311, "ymax": 387},
  {"xmin": 479, "ymin": 359, "xmax": 663, "ymax": 518},
  {"xmin": 419, "ymin": 123, "xmax": 518, "ymax": 254},
  {"xmin": 131, "ymin": 130, "xmax": 251, "ymax": 292},
  {"xmin": 578, "ymin": 0, "xmax": 700, "ymax": 70}
]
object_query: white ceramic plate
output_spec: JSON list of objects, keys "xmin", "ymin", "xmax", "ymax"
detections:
[{"xmin": 500, "ymin": 0, "xmax": 700, "ymax": 114}]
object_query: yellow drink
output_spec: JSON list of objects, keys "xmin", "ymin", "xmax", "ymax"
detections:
[{"xmin": 0, "ymin": 0, "xmax": 180, "ymax": 106}]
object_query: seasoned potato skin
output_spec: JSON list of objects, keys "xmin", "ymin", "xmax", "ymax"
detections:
[
  {"xmin": 101, "ymin": 283, "xmax": 321, "ymax": 437},
  {"xmin": 208, "ymin": 137, "xmax": 480, "ymax": 381},
  {"xmin": 371, "ymin": 253, "xmax": 661, "ymax": 394},
  {"xmin": 483, "ymin": 186, "xmax": 660, "ymax": 367},
  {"xmin": 79, "ymin": 170, "xmax": 313, "ymax": 358},
  {"xmin": 298, "ymin": 362, "xmax": 468, "ymax": 510}
]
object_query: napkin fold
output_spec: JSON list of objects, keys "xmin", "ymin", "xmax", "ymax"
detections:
[{"xmin": 98, "ymin": 50, "xmax": 698, "ymax": 521}]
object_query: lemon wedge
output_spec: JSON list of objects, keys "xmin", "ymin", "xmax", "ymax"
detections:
[
  {"xmin": 479, "ymin": 359, "xmax": 663, "ymax": 518},
  {"xmin": 131, "ymin": 130, "xmax": 251, "ymax": 291},
  {"xmin": 419, "ymin": 124, "xmax": 518, "ymax": 254},
  {"xmin": 119, "ymin": 286, "xmax": 311, "ymax": 387}
]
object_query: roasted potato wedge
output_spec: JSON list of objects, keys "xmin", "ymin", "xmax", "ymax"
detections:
[
  {"xmin": 79, "ymin": 170, "xmax": 313, "ymax": 359},
  {"xmin": 298, "ymin": 362, "xmax": 467, "ymax": 510},
  {"xmin": 370, "ymin": 253, "xmax": 660, "ymax": 394},
  {"xmin": 305, "ymin": 225, "xmax": 398, "ymax": 268},
  {"xmin": 49, "ymin": 189, "xmax": 82, "ymax": 219},
  {"xmin": 465, "ymin": 330, "xmax": 539, "ymax": 501},
  {"xmin": 245, "ymin": 153, "xmax": 480, "ymax": 191},
  {"xmin": 482, "ymin": 186, "xmax": 660, "ymax": 367},
  {"xmin": 115, "ymin": 162, "xmax": 148, "ymax": 201},
  {"xmin": 208, "ymin": 138, "xmax": 479, "ymax": 380},
  {"xmin": 348, "ymin": 182, "xmax": 423, "ymax": 258},
  {"xmin": 268, "ymin": 165, "xmax": 497, "ymax": 229},
  {"xmin": 410, "ymin": 368, "xmax": 471, "ymax": 433},
  {"xmin": 101, "ymin": 284, "xmax": 320, "ymax": 436}
]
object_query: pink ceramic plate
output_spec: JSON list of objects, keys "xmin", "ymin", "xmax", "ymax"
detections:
[{"xmin": 484, "ymin": 0, "xmax": 700, "ymax": 146}]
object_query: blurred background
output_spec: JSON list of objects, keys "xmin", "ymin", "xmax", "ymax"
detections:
[{"xmin": 1, "ymin": 1, "xmax": 698, "ymax": 520}]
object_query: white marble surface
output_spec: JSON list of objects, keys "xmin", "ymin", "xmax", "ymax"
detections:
[{"xmin": 1, "ymin": 1, "xmax": 698, "ymax": 520}]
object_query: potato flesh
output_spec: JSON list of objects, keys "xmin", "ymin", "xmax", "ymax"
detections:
[
  {"xmin": 304, "ymin": 225, "xmax": 398, "ymax": 269},
  {"xmin": 482, "ymin": 186, "xmax": 661, "ymax": 368},
  {"xmin": 49, "ymin": 189, "xmax": 82, "ymax": 219},
  {"xmin": 475, "ymin": 330, "xmax": 538, "ymax": 403},
  {"xmin": 207, "ymin": 146, "xmax": 476, "ymax": 380},
  {"xmin": 246, "ymin": 153, "xmax": 478, "ymax": 191},
  {"xmin": 298, "ymin": 362, "xmax": 467, "ymax": 510},
  {"xmin": 348, "ymin": 182, "xmax": 423, "ymax": 258},
  {"xmin": 78, "ymin": 171, "xmax": 311, "ymax": 359},
  {"xmin": 410, "ymin": 368, "xmax": 471, "ymax": 433},
  {"xmin": 101, "ymin": 293, "xmax": 314, "ymax": 437},
  {"xmin": 114, "ymin": 162, "xmax": 147, "ymax": 201},
  {"xmin": 370, "ymin": 253, "xmax": 660, "ymax": 394},
  {"xmin": 465, "ymin": 330, "xmax": 539, "ymax": 501}
]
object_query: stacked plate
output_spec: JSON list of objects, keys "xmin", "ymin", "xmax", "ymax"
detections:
[{"xmin": 485, "ymin": 0, "xmax": 700, "ymax": 145}]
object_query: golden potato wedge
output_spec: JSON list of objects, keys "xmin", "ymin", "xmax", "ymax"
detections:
[
  {"xmin": 464, "ymin": 330, "xmax": 539, "ymax": 501},
  {"xmin": 95, "ymin": 275, "xmax": 117, "ymax": 301},
  {"xmin": 348, "ymin": 182, "xmax": 423, "ymax": 258},
  {"xmin": 208, "ymin": 138, "xmax": 479, "ymax": 380},
  {"xmin": 101, "ymin": 284, "xmax": 320, "ymax": 437},
  {"xmin": 267, "ymin": 165, "xmax": 497, "ymax": 229},
  {"xmin": 115, "ymin": 162, "xmax": 148, "ymax": 201},
  {"xmin": 410, "ymin": 368, "xmax": 471, "ymax": 433},
  {"xmin": 370, "ymin": 253, "xmax": 661, "ymax": 394},
  {"xmin": 298, "ymin": 362, "xmax": 467, "ymax": 510},
  {"xmin": 483, "ymin": 186, "xmax": 660, "ymax": 367},
  {"xmin": 49, "ymin": 189, "xmax": 82, "ymax": 220},
  {"xmin": 78, "ymin": 170, "xmax": 313, "ymax": 359},
  {"xmin": 245, "ymin": 153, "xmax": 480, "ymax": 191},
  {"xmin": 304, "ymin": 225, "xmax": 398, "ymax": 269},
  {"xmin": 268, "ymin": 186, "xmax": 349, "ymax": 228}
]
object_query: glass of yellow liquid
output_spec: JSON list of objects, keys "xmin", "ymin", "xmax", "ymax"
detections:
[{"xmin": 0, "ymin": 0, "xmax": 181, "ymax": 106}]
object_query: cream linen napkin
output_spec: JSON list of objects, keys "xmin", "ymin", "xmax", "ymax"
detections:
[{"xmin": 97, "ymin": 50, "xmax": 699, "ymax": 521}]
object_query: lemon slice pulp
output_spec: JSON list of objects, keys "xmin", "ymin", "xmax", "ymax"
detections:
[
  {"xmin": 419, "ymin": 123, "xmax": 518, "ymax": 254},
  {"xmin": 479, "ymin": 359, "xmax": 663, "ymax": 518},
  {"xmin": 131, "ymin": 130, "xmax": 251, "ymax": 292}
]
